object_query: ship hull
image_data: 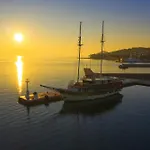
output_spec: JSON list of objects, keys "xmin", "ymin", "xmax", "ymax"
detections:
[
  {"xmin": 62, "ymin": 90, "xmax": 120, "ymax": 102},
  {"xmin": 61, "ymin": 93, "xmax": 123, "ymax": 114}
]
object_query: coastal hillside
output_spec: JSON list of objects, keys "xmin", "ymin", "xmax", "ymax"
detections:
[{"xmin": 89, "ymin": 47, "xmax": 150, "ymax": 61}]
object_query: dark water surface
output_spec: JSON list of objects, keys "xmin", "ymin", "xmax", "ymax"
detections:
[{"xmin": 0, "ymin": 57, "xmax": 150, "ymax": 150}]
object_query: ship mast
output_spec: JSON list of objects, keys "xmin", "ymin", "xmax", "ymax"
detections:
[
  {"xmin": 77, "ymin": 22, "xmax": 83, "ymax": 82},
  {"xmin": 25, "ymin": 79, "xmax": 30, "ymax": 100},
  {"xmin": 100, "ymin": 21, "xmax": 105, "ymax": 77}
]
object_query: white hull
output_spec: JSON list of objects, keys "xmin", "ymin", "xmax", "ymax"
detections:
[
  {"xmin": 61, "ymin": 93, "xmax": 123, "ymax": 114},
  {"xmin": 62, "ymin": 91, "xmax": 120, "ymax": 102}
]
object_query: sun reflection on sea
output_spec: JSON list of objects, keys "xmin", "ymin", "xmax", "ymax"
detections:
[{"xmin": 15, "ymin": 56, "xmax": 23, "ymax": 94}]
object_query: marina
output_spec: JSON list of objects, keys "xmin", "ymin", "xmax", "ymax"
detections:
[
  {"xmin": 1, "ymin": 57, "xmax": 150, "ymax": 150},
  {"xmin": 18, "ymin": 21, "xmax": 150, "ymax": 106}
]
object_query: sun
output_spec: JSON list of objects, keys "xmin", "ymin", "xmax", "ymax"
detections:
[{"xmin": 14, "ymin": 33, "xmax": 23, "ymax": 42}]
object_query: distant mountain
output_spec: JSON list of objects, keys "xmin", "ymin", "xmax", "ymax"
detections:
[{"xmin": 89, "ymin": 47, "xmax": 150, "ymax": 61}]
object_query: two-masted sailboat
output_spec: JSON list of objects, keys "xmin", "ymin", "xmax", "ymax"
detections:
[{"xmin": 41, "ymin": 21, "xmax": 123, "ymax": 102}]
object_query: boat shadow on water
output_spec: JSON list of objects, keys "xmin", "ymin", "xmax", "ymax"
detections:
[
  {"xmin": 60, "ymin": 93, "xmax": 123, "ymax": 115},
  {"xmin": 24, "ymin": 101, "xmax": 54, "ymax": 117}
]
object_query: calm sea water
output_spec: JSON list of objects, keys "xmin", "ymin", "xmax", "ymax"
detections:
[{"xmin": 1, "ymin": 57, "xmax": 150, "ymax": 150}]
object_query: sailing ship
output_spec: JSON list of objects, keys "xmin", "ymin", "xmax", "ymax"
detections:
[{"xmin": 41, "ymin": 21, "xmax": 123, "ymax": 102}]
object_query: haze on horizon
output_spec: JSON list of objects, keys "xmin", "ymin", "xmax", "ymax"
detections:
[{"xmin": 0, "ymin": 0, "xmax": 150, "ymax": 59}]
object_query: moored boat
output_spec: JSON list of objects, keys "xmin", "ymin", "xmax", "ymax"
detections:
[
  {"xmin": 18, "ymin": 79, "xmax": 62, "ymax": 106},
  {"xmin": 40, "ymin": 21, "xmax": 123, "ymax": 103}
]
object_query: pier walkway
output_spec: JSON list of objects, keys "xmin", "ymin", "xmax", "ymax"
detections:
[
  {"xmin": 122, "ymin": 79, "xmax": 150, "ymax": 87},
  {"xmin": 101, "ymin": 73, "xmax": 150, "ymax": 87},
  {"xmin": 102, "ymin": 73, "xmax": 150, "ymax": 80}
]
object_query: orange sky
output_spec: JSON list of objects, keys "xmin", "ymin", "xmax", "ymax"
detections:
[{"xmin": 0, "ymin": 0, "xmax": 150, "ymax": 59}]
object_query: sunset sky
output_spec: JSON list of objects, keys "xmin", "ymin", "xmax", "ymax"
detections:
[{"xmin": 0, "ymin": 0, "xmax": 150, "ymax": 59}]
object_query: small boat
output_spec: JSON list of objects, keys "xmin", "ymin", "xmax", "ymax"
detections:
[
  {"xmin": 40, "ymin": 22, "xmax": 123, "ymax": 103},
  {"xmin": 119, "ymin": 64, "xmax": 129, "ymax": 69},
  {"xmin": 18, "ymin": 79, "xmax": 62, "ymax": 106},
  {"xmin": 119, "ymin": 50, "xmax": 144, "ymax": 69}
]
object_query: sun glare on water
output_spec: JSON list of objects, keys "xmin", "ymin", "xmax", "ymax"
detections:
[
  {"xmin": 14, "ymin": 33, "xmax": 23, "ymax": 43},
  {"xmin": 15, "ymin": 56, "xmax": 23, "ymax": 94}
]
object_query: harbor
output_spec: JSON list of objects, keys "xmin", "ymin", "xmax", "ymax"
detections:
[
  {"xmin": 18, "ymin": 77, "xmax": 150, "ymax": 106},
  {"xmin": 17, "ymin": 21, "xmax": 150, "ymax": 106}
]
